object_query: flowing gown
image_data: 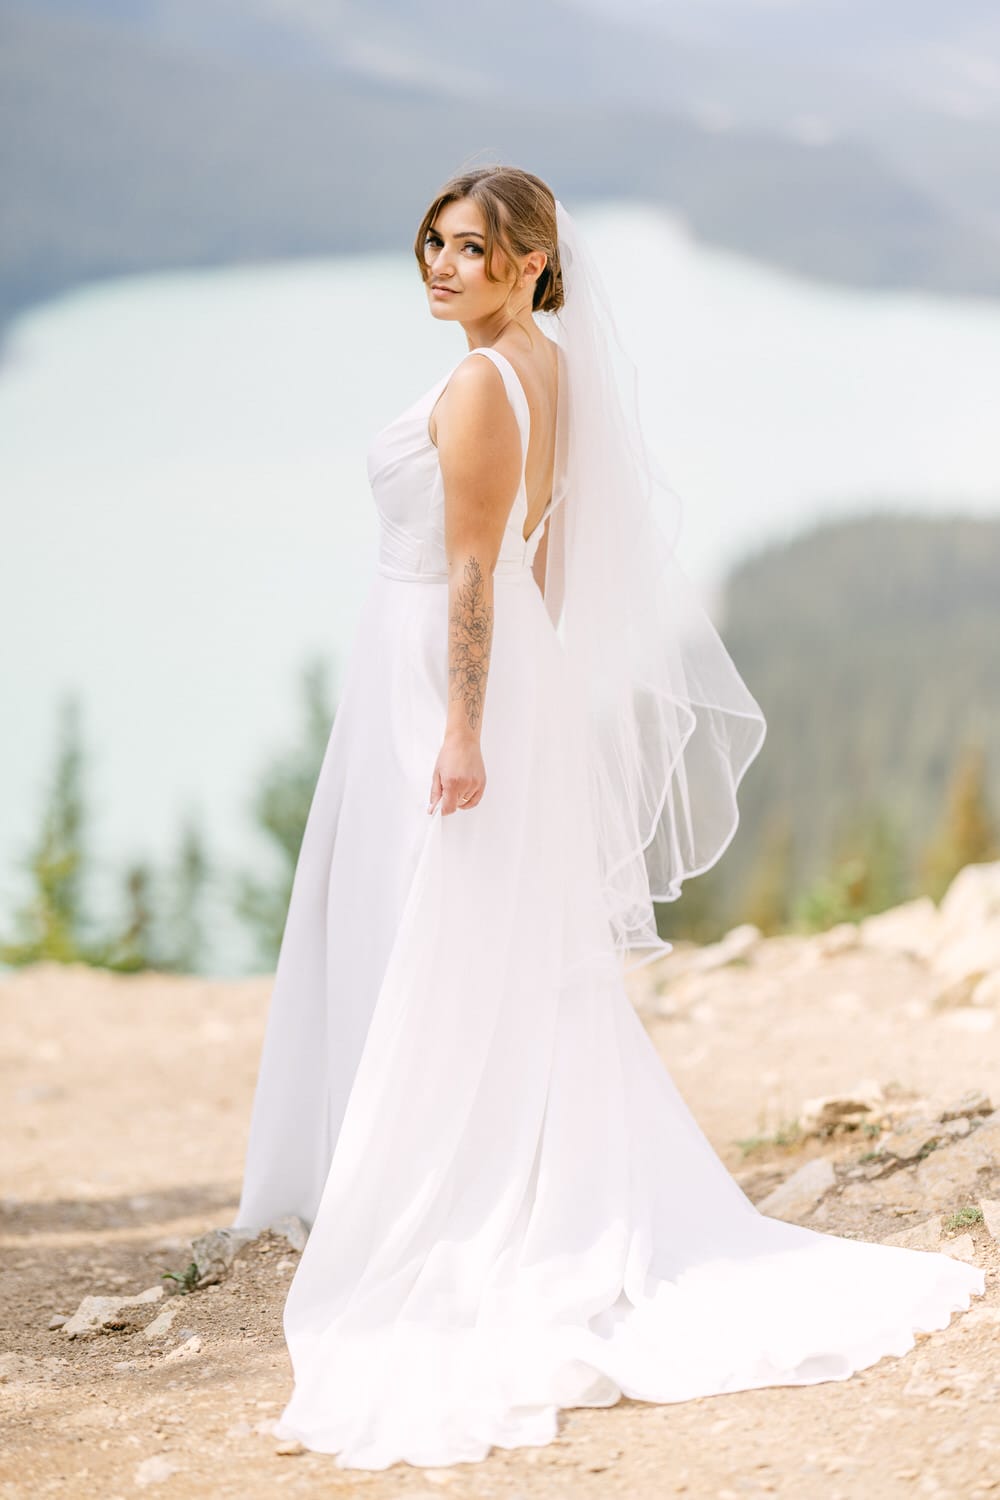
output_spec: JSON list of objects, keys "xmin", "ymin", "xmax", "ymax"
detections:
[{"xmin": 233, "ymin": 344, "xmax": 985, "ymax": 1470}]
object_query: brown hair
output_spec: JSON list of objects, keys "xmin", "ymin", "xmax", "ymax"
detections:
[{"xmin": 413, "ymin": 165, "xmax": 564, "ymax": 314}]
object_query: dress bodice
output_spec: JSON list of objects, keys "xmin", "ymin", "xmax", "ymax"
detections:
[{"xmin": 366, "ymin": 345, "xmax": 553, "ymax": 582}]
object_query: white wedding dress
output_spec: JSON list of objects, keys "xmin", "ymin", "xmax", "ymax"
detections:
[{"xmin": 233, "ymin": 344, "xmax": 985, "ymax": 1470}]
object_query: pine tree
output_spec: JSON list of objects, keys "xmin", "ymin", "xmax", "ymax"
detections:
[
  {"xmin": 0, "ymin": 695, "xmax": 97, "ymax": 965},
  {"xmin": 919, "ymin": 742, "xmax": 999, "ymax": 901}
]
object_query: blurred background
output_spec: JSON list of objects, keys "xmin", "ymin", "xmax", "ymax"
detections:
[{"xmin": 1, "ymin": 0, "xmax": 998, "ymax": 976}]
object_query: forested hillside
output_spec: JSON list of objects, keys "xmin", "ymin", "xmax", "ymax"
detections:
[{"xmin": 679, "ymin": 512, "xmax": 1000, "ymax": 938}]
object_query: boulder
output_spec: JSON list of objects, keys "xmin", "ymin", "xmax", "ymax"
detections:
[
  {"xmin": 937, "ymin": 1089, "xmax": 993, "ymax": 1123},
  {"xmin": 757, "ymin": 1157, "xmax": 836, "ymax": 1222},
  {"xmin": 932, "ymin": 862, "xmax": 1000, "ymax": 984},
  {"xmin": 880, "ymin": 1217, "xmax": 942, "ymax": 1253},
  {"xmin": 858, "ymin": 899, "xmax": 941, "ymax": 961},
  {"xmin": 979, "ymin": 1198, "xmax": 1000, "ymax": 1241},
  {"xmin": 63, "ymin": 1285, "xmax": 163, "ymax": 1340},
  {"xmin": 798, "ymin": 1079, "xmax": 885, "ymax": 1136}
]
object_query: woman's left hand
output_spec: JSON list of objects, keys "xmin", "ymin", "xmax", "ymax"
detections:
[{"xmin": 428, "ymin": 732, "xmax": 486, "ymax": 815}]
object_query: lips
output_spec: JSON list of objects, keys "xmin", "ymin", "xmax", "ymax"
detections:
[{"xmin": 431, "ymin": 284, "xmax": 458, "ymax": 294}]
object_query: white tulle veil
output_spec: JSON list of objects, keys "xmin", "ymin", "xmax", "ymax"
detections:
[{"xmin": 534, "ymin": 198, "xmax": 767, "ymax": 973}]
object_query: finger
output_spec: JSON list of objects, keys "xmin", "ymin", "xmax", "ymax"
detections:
[
  {"xmin": 428, "ymin": 768, "xmax": 442, "ymax": 814},
  {"xmin": 441, "ymin": 782, "xmax": 460, "ymax": 816}
]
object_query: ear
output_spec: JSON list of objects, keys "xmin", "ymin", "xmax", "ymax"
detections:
[{"xmin": 521, "ymin": 250, "xmax": 548, "ymax": 285}]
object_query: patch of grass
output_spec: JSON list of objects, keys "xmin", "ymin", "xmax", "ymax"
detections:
[
  {"xmin": 943, "ymin": 1206, "xmax": 983, "ymax": 1231},
  {"xmin": 734, "ymin": 1119, "xmax": 805, "ymax": 1158},
  {"xmin": 161, "ymin": 1261, "xmax": 200, "ymax": 1294},
  {"xmin": 857, "ymin": 1150, "xmax": 884, "ymax": 1164}
]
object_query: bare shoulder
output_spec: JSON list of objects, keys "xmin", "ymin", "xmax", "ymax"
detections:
[{"xmin": 433, "ymin": 352, "xmax": 515, "ymax": 449}]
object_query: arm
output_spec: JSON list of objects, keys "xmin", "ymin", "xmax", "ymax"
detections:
[{"xmin": 427, "ymin": 358, "xmax": 522, "ymax": 816}]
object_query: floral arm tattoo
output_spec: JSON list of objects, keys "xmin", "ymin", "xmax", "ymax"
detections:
[{"xmin": 448, "ymin": 555, "xmax": 493, "ymax": 733}]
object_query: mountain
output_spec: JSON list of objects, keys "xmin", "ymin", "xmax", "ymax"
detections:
[
  {"xmin": 709, "ymin": 511, "xmax": 1000, "ymax": 924},
  {"xmin": 3, "ymin": 0, "xmax": 999, "ymax": 347}
]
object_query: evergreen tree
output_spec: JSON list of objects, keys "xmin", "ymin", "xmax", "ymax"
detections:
[
  {"xmin": 233, "ymin": 657, "xmax": 338, "ymax": 969},
  {"xmin": 0, "ymin": 695, "xmax": 98, "ymax": 965},
  {"xmin": 742, "ymin": 808, "xmax": 794, "ymax": 934},
  {"xmin": 919, "ymin": 742, "xmax": 999, "ymax": 900}
]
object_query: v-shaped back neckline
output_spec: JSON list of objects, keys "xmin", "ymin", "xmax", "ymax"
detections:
[{"xmin": 468, "ymin": 345, "xmax": 555, "ymax": 548}]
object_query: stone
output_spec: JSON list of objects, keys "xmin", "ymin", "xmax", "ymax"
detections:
[
  {"xmin": 799, "ymin": 1079, "xmax": 884, "ymax": 1135},
  {"xmin": 274, "ymin": 1440, "xmax": 305, "ymax": 1456},
  {"xmin": 164, "ymin": 1334, "xmax": 202, "ymax": 1362},
  {"xmin": 941, "ymin": 1233, "xmax": 977, "ymax": 1264},
  {"xmin": 878, "ymin": 1122, "xmax": 945, "ymax": 1162},
  {"xmin": 979, "ymin": 1198, "xmax": 1000, "ymax": 1240},
  {"xmin": 134, "ymin": 1456, "xmax": 178, "ymax": 1487},
  {"xmin": 813, "ymin": 923, "xmax": 859, "ymax": 957},
  {"xmin": 63, "ymin": 1285, "xmax": 163, "ymax": 1340},
  {"xmin": 189, "ymin": 1227, "xmax": 258, "ymax": 1287},
  {"xmin": 880, "ymin": 1217, "xmax": 942, "ymax": 1253},
  {"xmin": 937, "ymin": 1089, "xmax": 993, "ymax": 1123},
  {"xmin": 268, "ymin": 1214, "xmax": 308, "ymax": 1254},
  {"xmin": 972, "ymin": 971, "xmax": 1000, "ymax": 1007},
  {"xmin": 47, "ymin": 1314, "xmax": 67, "ymax": 1330},
  {"xmin": 930, "ymin": 973, "xmax": 986, "ymax": 1011},
  {"xmin": 914, "ymin": 1116, "xmax": 1000, "ymax": 1209},
  {"xmin": 858, "ymin": 899, "xmax": 941, "ymax": 960},
  {"xmin": 933, "ymin": 863, "xmax": 1000, "ymax": 984},
  {"xmin": 143, "ymin": 1305, "xmax": 180, "ymax": 1341},
  {"xmin": 686, "ymin": 923, "xmax": 761, "ymax": 974},
  {"xmin": 939, "ymin": 861, "xmax": 1000, "ymax": 930},
  {"xmin": 757, "ymin": 1157, "xmax": 836, "ymax": 1221}
]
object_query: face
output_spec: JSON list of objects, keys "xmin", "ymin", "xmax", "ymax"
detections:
[{"xmin": 422, "ymin": 197, "xmax": 537, "ymax": 323}]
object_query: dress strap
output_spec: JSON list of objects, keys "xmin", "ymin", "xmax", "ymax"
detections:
[{"xmin": 466, "ymin": 347, "xmax": 531, "ymax": 456}]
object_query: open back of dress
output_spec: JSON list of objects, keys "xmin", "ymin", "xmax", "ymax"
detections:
[{"xmin": 233, "ymin": 346, "xmax": 984, "ymax": 1471}]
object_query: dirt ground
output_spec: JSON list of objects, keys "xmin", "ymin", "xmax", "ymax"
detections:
[{"xmin": 2, "ymin": 925, "xmax": 998, "ymax": 1500}]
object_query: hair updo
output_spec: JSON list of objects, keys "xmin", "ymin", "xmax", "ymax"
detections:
[{"xmin": 414, "ymin": 165, "xmax": 564, "ymax": 314}]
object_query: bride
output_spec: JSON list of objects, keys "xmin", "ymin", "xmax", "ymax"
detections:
[{"xmin": 232, "ymin": 165, "xmax": 985, "ymax": 1471}]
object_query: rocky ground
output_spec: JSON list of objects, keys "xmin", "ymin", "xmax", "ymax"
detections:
[{"xmin": 3, "ymin": 863, "xmax": 1000, "ymax": 1499}]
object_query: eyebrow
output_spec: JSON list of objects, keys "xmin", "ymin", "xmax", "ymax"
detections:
[{"xmin": 427, "ymin": 225, "xmax": 484, "ymax": 239}]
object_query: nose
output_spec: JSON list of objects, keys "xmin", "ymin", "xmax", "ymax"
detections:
[{"xmin": 429, "ymin": 244, "xmax": 454, "ymax": 279}]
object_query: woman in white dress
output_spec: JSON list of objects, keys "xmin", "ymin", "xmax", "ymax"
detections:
[{"xmin": 233, "ymin": 166, "xmax": 985, "ymax": 1471}]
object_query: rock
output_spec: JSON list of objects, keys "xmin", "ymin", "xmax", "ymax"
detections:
[
  {"xmin": 939, "ymin": 861, "xmax": 1000, "ymax": 929},
  {"xmin": 941, "ymin": 1116, "xmax": 971, "ymax": 1139},
  {"xmin": 941, "ymin": 1233, "xmax": 977, "ymax": 1264},
  {"xmin": 134, "ymin": 1456, "xmax": 179, "ymax": 1487},
  {"xmin": 813, "ymin": 923, "xmax": 859, "ymax": 957},
  {"xmin": 930, "ymin": 973, "xmax": 986, "ymax": 1011},
  {"xmin": 188, "ymin": 1216, "xmax": 308, "ymax": 1288},
  {"xmin": 143, "ymin": 1304, "xmax": 180, "ymax": 1341},
  {"xmin": 972, "ymin": 971, "xmax": 1000, "ymax": 1007},
  {"xmin": 190, "ymin": 1227, "xmax": 259, "ymax": 1287},
  {"xmin": 164, "ymin": 1334, "xmax": 202, "ymax": 1362},
  {"xmin": 63, "ymin": 1285, "xmax": 163, "ymax": 1340},
  {"xmin": 915, "ymin": 1115, "xmax": 1000, "ymax": 1209},
  {"xmin": 937, "ymin": 1089, "xmax": 993, "ymax": 1123},
  {"xmin": 757, "ymin": 1157, "xmax": 836, "ymax": 1221},
  {"xmin": 858, "ymin": 899, "xmax": 941, "ymax": 960},
  {"xmin": 274, "ymin": 1440, "xmax": 305, "ymax": 1456},
  {"xmin": 979, "ymin": 1198, "xmax": 1000, "ymax": 1240},
  {"xmin": 268, "ymin": 1215, "xmax": 309, "ymax": 1254},
  {"xmin": 881, "ymin": 1217, "xmax": 942, "ymax": 1253},
  {"xmin": 933, "ymin": 863, "xmax": 1000, "ymax": 984},
  {"xmin": 685, "ymin": 924, "xmax": 761, "ymax": 974},
  {"xmin": 878, "ymin": 1122, "xmax": 945, "ymax": 1163},
  {"xmin": 47, "ymin": 1314, "xmax": 67, "ymax": 1330},
  {"xmin": 799, "ymin": 1079, "xmax": 884, "ymax": 1136}
]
